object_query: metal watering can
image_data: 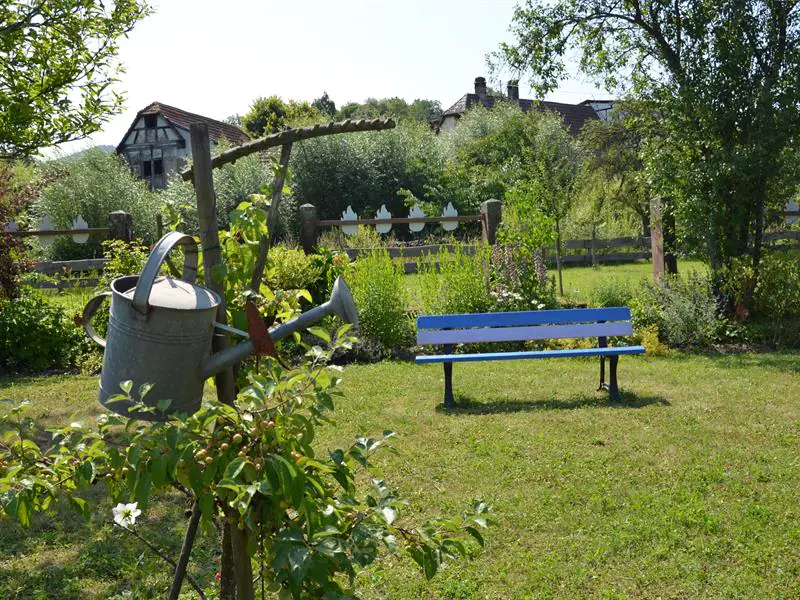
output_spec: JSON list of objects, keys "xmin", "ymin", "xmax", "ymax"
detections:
[{"xmin": 82, "ymin": 231, "xmax": 358, "ymax": 420}]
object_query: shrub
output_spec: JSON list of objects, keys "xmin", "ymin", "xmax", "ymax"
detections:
[
  {"xmin": 489, "ymin": 244, "xmax": 556, "ymax": 312},
  {"xmin": 591, "ymin": 277, "xmax": 634, "ymax": 308},
  {"xmin": 266, "ymin": 245, "xmax": 323, "ymax": 294},
  {"xmin": 290, "ymin": 120, "xmax": 443, "ymax": 225},
  {"xmin": 100, "ymin": 239, "xmax": 149, "ymax": 287},
  {"xmin": 753, "ymin": 252, "xmax": 800, "ymax": 346},
  {"xmin": 160, "ymin": 146, "xmax": 277, "ymax": 234},
  {"xmin": 308, "ymin": 247, "xmax": 352, "ymax": 305},
  {"xmin": 33, "ymin": 148, "xmax": 162, "ymax": 260},
  {"xmin": 417, "ymin": 244, "xmax": 493, "ymax": 315},
  {"xmin": 0, "ymin": 294, "xmax": 86, "ymax": 373},
  {"xmin": 346, "ymin": 249, "xmax": 412, "ymax": 352},
  {"xmin": 630, "ymin": 273, "xmax": 721, "ymax": 349}
]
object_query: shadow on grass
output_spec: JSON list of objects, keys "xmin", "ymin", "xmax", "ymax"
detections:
[
  {"xmin": 436, "ymin": 390, "xmax": 670, "ymax": 415},
  {"xmin": 0, "ymin": 486, "xmax": 207, "ymax": 599},
  {"xmin": 705, "ymin": 351, "xmax": 800, "ymax": 374}
]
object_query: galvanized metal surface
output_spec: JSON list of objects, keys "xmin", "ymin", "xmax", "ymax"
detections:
[{"xmin": 83, "ymin": 231, "xmax": 360, "ymax": 421}]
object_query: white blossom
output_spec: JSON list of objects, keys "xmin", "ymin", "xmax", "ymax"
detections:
[{"xmin": 112, "ymin": 502, "xmax": 141, "ymax": 529}]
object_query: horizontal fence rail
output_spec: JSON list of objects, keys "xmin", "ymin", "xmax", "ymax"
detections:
[
  {"xmin": 317, "ymin": 215, "xmax": 484, "ymax": 226},
  {"xmin": 9, "ymin": 227, "xmax": 110, "ymax": 237}
]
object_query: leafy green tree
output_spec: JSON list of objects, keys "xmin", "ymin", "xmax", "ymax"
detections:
[
  {"xmin": 578, "ymin": 108, "xmax": 682, "ymax": 272},
  {"xmin": 523, "ymin": 114, "xmax": 584, "ymax": 295},
  {"xmin": 311, "ymin": 92, "xmax": 337, "ymax": 118},
  {"xmin": 34, "ymin": 148, "xmax": 161, "ymax": 259},
  {"xmin": 334, "ymin": 97, "xmax": 442, "ymax": 122},
  {"xmin": 242, "ymin": 96, "xmax": 323, "ymax": 137},
  {"xmin": 0, "ymin": 0, "xmax": 151, "ymax": 158},
  {"xmin": 494, "ymin": 0, "xmax": 800, "ymax": 279},
  {"xmin": 290, "ymin": 119, "xmax": 442, "ymax": 226}
]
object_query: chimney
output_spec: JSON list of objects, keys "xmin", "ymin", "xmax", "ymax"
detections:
[
  {"xmin": 507, "ymin": 80, "xmax": 520, "ymax": 101},
  {"xmin": 474, "ymin": 76, "xmax": 488, "ymax": 100}
]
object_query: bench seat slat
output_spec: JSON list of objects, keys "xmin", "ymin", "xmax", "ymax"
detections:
[
  {"xmin": 417, "ymin": 307, "xmax": 631, "ymax": 330},
  {"xmin": 417, "ymin": 321, "xmax": 633, "ymax": 345},
  {"xmin": 415, "ymin": 345, "xmax": 645, "ymax": 364}
]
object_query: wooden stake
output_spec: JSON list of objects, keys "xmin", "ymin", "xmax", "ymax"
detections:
[
  {"xmin": 190, "ymin": 122, "xmax": 242, "ymax": 600},
  {"xmin": 250, "ymin": 139, "xmax": 293, "ymax": 292}
]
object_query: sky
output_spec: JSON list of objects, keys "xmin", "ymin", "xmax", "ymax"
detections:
[{"xmin": 56, "ymin": 0, "xmax": 607, "ymax": 154}]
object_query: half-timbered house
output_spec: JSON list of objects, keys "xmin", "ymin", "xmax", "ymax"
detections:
[{"xmin": 116, "ymin": 102, "xmax": 249, "ymax": 189}]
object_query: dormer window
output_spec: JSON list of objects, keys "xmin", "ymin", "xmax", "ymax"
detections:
[{"xmin": 144, "ymin": 114, "xmax": 157, "ymax": 128}]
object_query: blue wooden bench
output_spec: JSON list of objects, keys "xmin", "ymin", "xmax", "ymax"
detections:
[{"xmin": 415, "ymin": 307, "xmax": 644, "ymax": 406}]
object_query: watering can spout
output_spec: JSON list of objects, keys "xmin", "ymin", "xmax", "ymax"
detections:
[{"xmin": 199, "ymin": 277, "xmax": 359, "ymax": 380}]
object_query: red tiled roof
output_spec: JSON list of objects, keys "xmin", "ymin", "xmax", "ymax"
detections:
[
  {"xmin": 441, "ymin": 93, "xmax": 599, "ymax": 135},
  {"xmin": 139, "ymin": 101, "xmax": 250, "ymax": 146}
]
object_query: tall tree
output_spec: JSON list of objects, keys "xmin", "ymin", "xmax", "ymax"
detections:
[
  {"xmin": 312, "ymin": 91, "xmax": 337, "ymax": 118},
  {"xmin": 494, "ymin": 0, "xmax": 800, "ymax": 275},
  {"xmin": 0, "ymin": 0, "xmax": 151, "ymax": 159},
  {"xmin": 242, "ymin": 96, "xmax": 322, "ymax": 137}
]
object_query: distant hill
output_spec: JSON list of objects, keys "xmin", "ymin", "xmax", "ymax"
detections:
[{"xmin": 71, "ymin": 145, "xmax": 115, "ymax": 158}]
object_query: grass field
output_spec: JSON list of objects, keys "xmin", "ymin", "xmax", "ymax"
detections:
[
  {"xmin": 2, "ymin": 351, "xmax": 798, "ymax": 598},
  {"xmin": 558, "ymin": 259, "xmax": 708, "ymax": 301},
  {"xmin": 405, "ymin": 259, "xmax": 708, "ymax": 309}
]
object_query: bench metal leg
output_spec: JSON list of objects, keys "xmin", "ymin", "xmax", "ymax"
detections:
[
  {"xmin": 598, "ymin": 356, "xmax": 606, "ymax": 391},
  {"xmin": 597, "ymin": 335, "xmax": 607, "ymax": 391},
  {"xmin": 608, "ymin": 355, "xmax": 620, "ymax": 401},
  {"xmin": 443, "ymin": 344, "xmax": 454, "ymax": 408},
  {"xmin": 443, "ymin": 361, "xmax": 454, "ymax": 407}
]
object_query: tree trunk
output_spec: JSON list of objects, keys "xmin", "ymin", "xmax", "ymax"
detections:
[
  {"xmin": 220, "ymin": 525, "xmax": 236, "ymax": 600},
  {"xmin": 662, "ymin": 197, "xmax": 678, "ymax": 275},
  {"xmin": 229, "ymin": 520, "xmax": 254, "ymax": 600}
]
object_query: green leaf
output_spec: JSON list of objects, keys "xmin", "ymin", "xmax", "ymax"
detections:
[
  {"xmin": 307, "ymin": 327, "xmax": 331, "ymax": 343},
  {"xmin": 135, "ymin": 472, "xmax": 152, "ymax": 511},
  {"xmin": 199, "ymin": 493, "xmax": 214, "ymax": 522},
  {"xmin": 119, "ymin": 380, "xmax": 133, "ymax": 394},
  {"xmin": 151, "ymin": 455, "xmax": 167, "ymax": 487},
  {"xmin": 68, "ymin": 495, "xmax": 89, "ymax": 519},
  {"xmin": 223, "ymin": 458, "xmax": 247, "ymax": 481},
  {"xmin": 465, "ymin": 526, "xmax": 485, "ymax": 547}
]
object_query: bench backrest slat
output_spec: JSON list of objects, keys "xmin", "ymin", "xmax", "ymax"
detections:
[
  {"xmin": 417, "ymin": 321, "xmax": 633, "ymax": 345},
  {"xmin": 416, "ymin": 307, "xmax": 631, "ymax": 331}
]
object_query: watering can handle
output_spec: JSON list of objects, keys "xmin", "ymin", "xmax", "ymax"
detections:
[
  {"xmin": 82, "ymin": 291, "xmax": 112, "ymax": 348},
  {"xmin": 132, "ymin": 231, "xmax": 199, "ymax": 314}
]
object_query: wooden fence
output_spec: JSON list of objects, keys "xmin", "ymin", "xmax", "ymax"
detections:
[{"xmin": 6, "ymin": 211, "xmax": 132, "ymax": 289}]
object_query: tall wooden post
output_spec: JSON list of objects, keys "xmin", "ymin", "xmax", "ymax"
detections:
[
  {"xmin": 300, "ymin": 203, "xmax": 318, "ymax": 254},
  {"xmin": 650, "ymin": 195, "xmax": 665, "ymax": 282},
  {"xmin": 108, "ymin": 211, "xmax": 132, "ymax": 242},
  {"xmin": 480, "ymin": 199, "xmax": 502, "ymax": 245},
  {"xmin": 190, "ymin": 123, "xmax": 248, "ymax": 600}
]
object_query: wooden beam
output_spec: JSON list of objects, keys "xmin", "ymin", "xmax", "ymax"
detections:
[
  {"xmin": 181, "ymin": 118, "xmax": 396, "ymax": 181},
  {"xmin": 10, "ymin": 228, "xmax": 110, "ymax": 237},
  {"xmin": 317, "ymin": 215, "xmax": 483, "ymax": 227}
]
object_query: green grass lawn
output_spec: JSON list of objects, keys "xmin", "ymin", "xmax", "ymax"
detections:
[
  {"xmin": 405, "ymin": 259, "xmax": 709, "ymax": 309},
  {"xmin": 2, "ymin": 351, "xmax": 798, "ymax": 598},
  {"xmin": 558, "ymin": 259, "xmax": 708, "ymax": 301}
]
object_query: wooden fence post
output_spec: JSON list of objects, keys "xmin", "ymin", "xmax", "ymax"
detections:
[
  {"xmin": 300, "ymin": 203, "xmax": 318, "ymax": 254},
  {"xmin": 650, "ymin": 195, "xmax": 665, "ymax": 282},
  {"xmin": 108, "ymin": 211, "xmax": 132, "ymax": 242},
  {"xmin": 481, "ymin": 199, "xmax": 501, "ymax": 245}
]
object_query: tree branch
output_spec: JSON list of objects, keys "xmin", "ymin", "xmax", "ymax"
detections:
[{"xmin": 113, "ymin": 523, "xmax": 207, "ymax": 599}]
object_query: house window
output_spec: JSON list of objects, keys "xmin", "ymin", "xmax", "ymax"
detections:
[
  {"xmin": 142, "ymin": 159, "xmax": 163, "ymax": 178},
  {"xmin": 144, "ymin": 114, "xmax": 157, "ymax": 128}
]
